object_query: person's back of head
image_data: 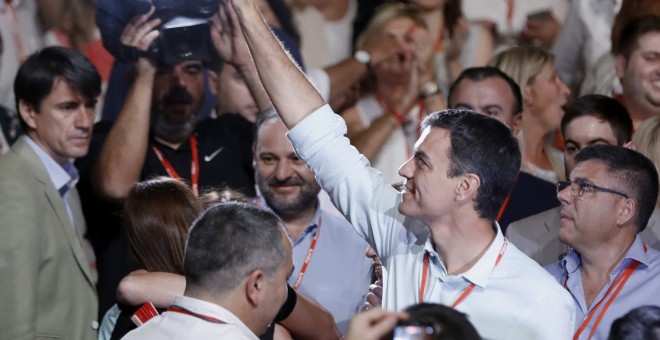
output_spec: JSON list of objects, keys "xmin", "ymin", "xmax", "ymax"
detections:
[
  {"xmin": 608, "ymin": 305, "xmax": 660, "ymax": 340},
  {"xmin": 123, "ymin": 177, "xmax": 202, "ymax": 275},
  {"xmin": 633, "ymin": 116, "xmax": 660, "ymax": 207},
  {"xmin": 561, "ymin": 94, "xmax": 633, "ymax": 145},
  {"xmin": 183, "ymin": 202, "xmax": 293, "ymax": 334},
  {"xmin": 422, "ymin": 109, "xmax": 520, "ymax": 220},
  {"xmin": 575, "ymin": 145, "xmax": 659, "ymax": 231},
  {"xmin": 401, "ymin": 303, "xmax": 481, "ymax": 340}
]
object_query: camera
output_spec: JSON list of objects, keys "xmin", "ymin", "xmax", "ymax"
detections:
[
  {"xmin": 97, "ymin": 0, "xmax": 222, "ymax": 65},
  {"xmin": 392, "ymin": 323, "xmax": 435, "ymax": 340}
]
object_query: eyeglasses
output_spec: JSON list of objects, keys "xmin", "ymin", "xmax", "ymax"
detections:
[{"xmin": 556, "ymin": 180, "xmax": 629, "ymax": 199}]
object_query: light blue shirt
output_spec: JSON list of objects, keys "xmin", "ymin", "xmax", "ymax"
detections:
[
  {"xmin": 23, "ymin": 136, "xmax": 78, "ymax": 225},
  {"xmin": 259, "ymin": 198, "xmax": 371, "ymax": 334},
  {"xmin": 287, "ymin": 104, "xmax": 576, "ymax": 339},
  {"xmin": 546, "ymin": 235, "xmax": 660, "ymax": 340}
]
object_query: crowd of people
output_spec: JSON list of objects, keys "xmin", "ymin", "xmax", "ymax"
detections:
[{"xmin": 1, "ymin": 0, "xmax": 660, "ymax": 339}]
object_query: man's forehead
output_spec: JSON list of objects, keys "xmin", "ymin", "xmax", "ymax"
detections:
[
  {"xmin": 455, "ymin": 78, "xmax": 514, "ymax": 105},
  {"xmin": 564, "ymin": 116, "xmax": 617, "ymax": 143},
  {"xmin": 570, "ymin": 159, "xmax": 607, "ymax": 180}
]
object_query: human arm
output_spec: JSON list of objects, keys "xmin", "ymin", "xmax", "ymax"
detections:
[
  {"xmin": 551, "ymin": 2, "xmax": 586, "ymax": 85},
  {"xmin": 116, "ymin": 270, "xmax": 185, "ymax": 308},
  {"xmin": 0, "ymin": 178, "xmax": 41, "ymax": 339},
  {"xmin": 343, "ymin": 309, "xmax": 407, "ymax": 340},
  {"xmin": 227, "ymin": 0, "xmax": 323, "ymax": 128},
  {"xmin": 92, "ymin": 9, "xmax": 161, "ymax": 200},
  {"xmin": 279, "ymin": 291, "xmax": 341, "ymax": 340}
]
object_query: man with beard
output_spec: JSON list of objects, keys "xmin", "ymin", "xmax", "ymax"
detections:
[
  {"xmin": 253, "ymin": 108, "xmax": 371, "ymax": 334},
  {"xmin": 76, "ymin": 8, "xmax": 255, "ymax": 314}
]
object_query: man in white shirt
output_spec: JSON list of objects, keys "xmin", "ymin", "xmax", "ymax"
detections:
[
  {"xmin": 123, "ymin": 203, "xmax": 294, "ymax": 340},
  {"xmin": 224, "ymin": 1, "xmax": 575, "ymax": 338}
]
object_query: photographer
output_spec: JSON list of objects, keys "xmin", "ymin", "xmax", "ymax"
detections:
[
  {"xmin": 76, "ymin": 3, "xmax": 265, "ymax": 317},
  {"xmin": 92, "ymin": 5, "xmax": 256, "ymax": 202}
]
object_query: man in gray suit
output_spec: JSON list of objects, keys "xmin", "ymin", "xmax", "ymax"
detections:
[
  {"xmin": 0, "ymin": 46, "xmax": 101, "ymax": 339},
  {"xmin": 505, "ymin": 94, "xmax": 660, "ymax": 266}
]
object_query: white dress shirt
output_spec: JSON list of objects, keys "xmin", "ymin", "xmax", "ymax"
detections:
[
  {"xmin": 123, "ymin": 295, "xmax": 258, "ymax": 340},
  {"xmin": 287, "ymin": 104, "xmax": 576, "ymax": 339}
]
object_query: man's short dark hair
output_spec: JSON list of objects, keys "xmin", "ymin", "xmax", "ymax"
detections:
[
  {"xmin": 14, "ymin": 46, "xmax": 101, "ymax": 131},
  {"xmin": 608, "ymin": 306, "xmax": 660, "ymax": 340},
  {"xmin": 575, "ymin": 145, "xmax": 659, "ymax": 232},
  {"xmin": 448, "ymin": 66, "xmax": 523, "ymax": 117},
  {"xmin": 184, "ymin": 202, "xmax": 287, "ymax": 294},
  {"xmin": 560, "ymin": 94, "xmax": 633, "ymax": 145},
  {"xmin": 616, "ymin": 15, "xmax": 660, "ymax": 59},
  {"xmin": 403, "ymin": 303, "xmax": 481, "ymax": 340},
  {"xmin": 253, "ymin": 107, "xmax": 280, "ymax": 143},
  {"xmin": 421, "ymin": 109, "xmax": 521, "ymax": 220}
]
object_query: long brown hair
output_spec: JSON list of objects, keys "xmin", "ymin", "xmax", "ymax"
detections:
[{"xmin": 123, "ymin": 177, "xmax": 203, "ymax": 275}]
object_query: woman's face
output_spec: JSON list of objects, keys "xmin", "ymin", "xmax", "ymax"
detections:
[
  {"xmin": 372, "ymin": 16, "xmax": 421, "ymax": 77},
  {"xmin": 525, "ymin": 62, "xmax": 571, "ymax": 131}
]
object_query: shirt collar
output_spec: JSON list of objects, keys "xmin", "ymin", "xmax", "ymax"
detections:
[
  {"xmin": 22, "ymin": 136, "xmax": 78, "ymax": 196},
  {"xmin": 425, "ymin": 222, "xmax": 506, "ymax": 288},
  {"xmin": 561, "ymin": 234, "xmax": 650, "ymax": 274},
  {"xmin": 170, "ymin": 295, "xmax": 258, "ymax": 339}
]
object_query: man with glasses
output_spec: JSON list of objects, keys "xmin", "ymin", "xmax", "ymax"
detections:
[
  {"xmin": 506, "ymin": 95, "xmax": 656, "ymax": 266},
  {"xmin": 546, "ymin": 144, "xmax": 660, "ymax": 339}
]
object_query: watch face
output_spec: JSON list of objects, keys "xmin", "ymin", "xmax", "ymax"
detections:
[{"xmin": 354, "ymin": 50, "xmax": 371, "ymax": 64}]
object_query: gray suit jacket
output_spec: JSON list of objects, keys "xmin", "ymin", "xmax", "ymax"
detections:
[
  {"xmin": 0, "ymin": 139, "xmax": 98, "ymax": 340},
  {"xmin": 507, "ymin": 206, "xmax": 660, "ymax": 267}
]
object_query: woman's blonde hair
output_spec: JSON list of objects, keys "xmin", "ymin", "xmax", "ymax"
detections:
[
  {"xmin": 355, "ymin": 3, "xmax": 426, "ymax": 50},
  {"xmin": 633, "ymin": 116, "xmax": 660, "ymax": 206},
  {"xmin": 489, "ymin": 46, "xmax": 554, "ymax": 88}
]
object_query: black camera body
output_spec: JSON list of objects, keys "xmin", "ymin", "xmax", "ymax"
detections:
[{"xmin": 105, "ymin": 0, "xmax": 221, "ymax": 65}]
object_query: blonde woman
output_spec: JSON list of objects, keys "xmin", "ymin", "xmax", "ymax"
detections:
[
  {"xmin": 490, "ymin": 46, "xmax": 570, "ymax": 183},
  {"xmin": 342, "ymin": 3, "xmax": 445, "ymax": 184},
  {"xmin": 633, "ymin": 116, "xmax": 660, "ymax": 249}
]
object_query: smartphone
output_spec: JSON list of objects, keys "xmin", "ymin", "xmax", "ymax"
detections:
[
  {"xmin": 392, "ymin": 324, "xmax": 434, "ymax": 340},
  {"xmin": 527, "ymin": 9, "xmax": 552, "ymax": 23}
]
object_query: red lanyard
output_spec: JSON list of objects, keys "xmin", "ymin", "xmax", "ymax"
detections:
[
  {"xmin": 375, "ymin": 95, "xmax": 426, "ymax": 147},
  {"xmin": 569, "ymin": 244, "xmax": 646, "ymax": 340},
  {"xmin": 506, "ymin": 0, "xmax": 515, "ymax": 27},
  {"xmin": 433, "ymin": 26, "xmax": 445, "ymax": 53},
  {"xmin": 292, "ymin": 218, "xmax": 323, "ymax": 290},
  {"xmin": 5, "ymin": 0, "xmax": 27, "ymax": 63},
  {"xmin": 167, "ymin": 305, "xmax": 225, "ymax": 324},
  {"xmin": 419, "ymin": 239, "xmax": 508, "ymax": 307},
  {"xmin": 152, "ymin": 135, "xmax": 199, "ymax": 196}
]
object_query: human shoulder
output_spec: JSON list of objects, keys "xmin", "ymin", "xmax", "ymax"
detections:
[{"xmin": 507, "ymin": 206, "xmax": 560, "ymax": 237}]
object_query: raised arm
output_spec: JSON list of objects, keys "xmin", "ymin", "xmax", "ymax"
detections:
[
  {"xmin": 92, "ymin": 9, "xmax": 160, "ymax": 200},
  {"xmin": 226, "ymin": 0, "xmax": 324, "ymax": 128}
]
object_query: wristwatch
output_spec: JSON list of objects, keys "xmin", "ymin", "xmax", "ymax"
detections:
[
  {"xmin": 418, "ymin": 82, "xmax": 441, "ymax": 100},
  {"xmin": 354, "ymin": 50, "xmax": 371, "ymax": 65}
]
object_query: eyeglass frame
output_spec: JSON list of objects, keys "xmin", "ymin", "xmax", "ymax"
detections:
[{"xmin": 556, "ymin": 180, "xmax": 629, "ymax": 199}]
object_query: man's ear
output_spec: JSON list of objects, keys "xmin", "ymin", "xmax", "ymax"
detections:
[
  {"xmin": 616, "ymin": 198, "xmax": 636, "ymax": 227},
  {"xmin": 456, "ymin": 173, "xmax": 480, "ymax": 201},
  {"xmin": 623, "ymin": 140, "xmax": 635, "ymax": 151},
  {"xmin": 245, "ymin": 269, "xmax": 266, "ymax": 307},
  {"xmin": 208, "ymin": 69, "xmax": 219, "ymax": 96},
  {"xmin": 512, "ymin": 113, "xmax": 523, "ymax": 136},
  {"xmin": 615, "ymin": 54, "xmax": 627, "ymax": 81},
  {"xmin": 18, "ymin": 100, "xmax": 38, "ymax": 130},
  {"xmin": 252, "ymin": 144, "xmax": 258, "ymax": 168}
]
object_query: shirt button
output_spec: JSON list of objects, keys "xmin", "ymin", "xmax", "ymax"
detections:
[{"xmin": 91, "ymin": 320, "xmax": 99, "ymax": 330}]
